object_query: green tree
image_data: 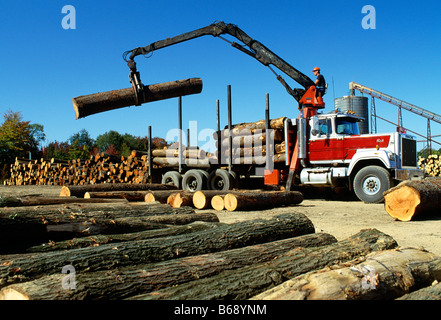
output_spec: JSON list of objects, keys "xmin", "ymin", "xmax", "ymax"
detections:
[
  {"xmin": 69, "ymin": 129, "xmax": 95, "ymax": 150},
  {"xmin": 0, "ymin": 110, "xmax": 45, "ymax": 180}
]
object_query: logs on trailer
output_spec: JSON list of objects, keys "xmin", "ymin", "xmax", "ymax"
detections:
[
  {"xmin": 418, "ymin": 154, "xmax": 441, "ymax": 177},
  {"xmin": 0, "ymin": 233, "xmax": 336, "ymax": 300},
  {"xmin": 383, "ymin": 178, "xmax": 441, "ymax": 221},
  {"xmin": 131, "ymin": 229, "xmax": 398, "ymax": 300},
  {"xmin": 0, "ymin": 213, "xmax": 315, "ymax": 288},
  {"xmin": 224, "ymin": 191, "xmax": 303, "ymax": 211},
  {"xmin": 252, "ymin": 248, "xmax": 441, "ymax": 300},
  {"xmin": 72, "ymin": 78, "xmax": 203, "ymax": 119}
]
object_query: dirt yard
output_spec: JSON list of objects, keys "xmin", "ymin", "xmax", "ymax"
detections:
[{"xmin": 1, "ymin": 185, "xmax": 441, "ymax": 256}]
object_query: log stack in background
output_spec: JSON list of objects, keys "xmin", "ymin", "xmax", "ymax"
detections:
[
  {"xmin": 418, "ymin": 154, "xmax": 441, "ymax": 177},
  {"xmin": 5, "ymin": 152, "xmax": 151, "ymax": 186}
]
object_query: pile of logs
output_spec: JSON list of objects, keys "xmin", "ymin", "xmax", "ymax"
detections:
[
  {"xmin": 1, "ymin": 184, "xmax": 441, "ymax": 300},
  {"xmin": 5, "ymin": 152, "xmax": 151, "ymax": 186},
  {"xmin": 418, "ymin": 154, "xmax": 441, "ymax": 177}
]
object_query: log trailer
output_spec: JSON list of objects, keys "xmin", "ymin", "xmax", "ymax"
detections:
[{"xmin": 123, "ymin": 21, "xmax": 424, "ymax": 203}]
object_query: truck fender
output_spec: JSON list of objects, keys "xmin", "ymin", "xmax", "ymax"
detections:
[{"xmin": 347, "ymin": 149, "xmax": 393, "ymax": 176}]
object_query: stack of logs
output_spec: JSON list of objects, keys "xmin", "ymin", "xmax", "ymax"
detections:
[
  {"xmin": 418, "ymin": 154, "xmax": 441, "ymax": 177},
  {"xmin": 1, "ymin": 183, "xmax": 441, "ymax": 300},
  {"xmin": 5, "ymin": 152, "xmax": 151, "ymax": 186}
]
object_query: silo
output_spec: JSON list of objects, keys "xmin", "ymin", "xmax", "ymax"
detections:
[{"xmin": 334, "ymin": 96, "xmax": 369, "ymax": 134}]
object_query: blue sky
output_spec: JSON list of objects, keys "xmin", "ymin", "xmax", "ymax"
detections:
[{"xmin": 1, "ymin": 0, "xmax": 440, "ymax": 151}]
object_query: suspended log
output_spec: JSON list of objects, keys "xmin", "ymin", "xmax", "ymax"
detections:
[
  {"xmin": 252, "ymin": 248, "xmax": 441, "ymax": 300},
  {"xmin": 60, "ymin": 183, "xmax": 177, "ymax": 198},
  {"xmin": 131, "ymin": 229, "xmax": 398, "ymax": 300},
  {"xmin": 383, "ymin": 178, "xmax": 441, "ymax": 221},
  {"xmin": 167, "ymin": 191, "xmax": 195, "ymax": 208},
  {"xmin": 0, "ymin": 233, "xmax": 336, "ymax": 300},
  {"xmin": 0, "ymin": 213, "xmax": 314, "ymax": 288},
  {"xmin": 72, "ymin": 78, "xmax": 203, "ymax": 119},
  {"xmin": 224, "ymin": 191, "xmax": 303, "ymax": 211}
]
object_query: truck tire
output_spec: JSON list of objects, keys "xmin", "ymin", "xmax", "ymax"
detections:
[
  {"xmin": 353, "ymin": 165, "xmax": 392, "ymax": 204},
  {"xmin": 161, "ymin": 171, "xmax": 182, "ymax": 189},
  {"xmin": 182, "ymin": 169, "xmax": 209, "ymax": 191},
  {"xmin": 208, "ymin": 169, "xmax": 234, "ymax": 191}
]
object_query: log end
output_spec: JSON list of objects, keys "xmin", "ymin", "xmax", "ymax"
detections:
[
  {"xmin": 211, "ymin": 195, "xmax": 225, "ymax": 211},
  {"xmin": 384, "ymin": 186, "xmax": 421, "ymax": 221},
  {"xmin": 224, "ymin": 193, "xmax": 238, "ymax": 212},
  {"xmin": 59, "ymin": 186, "xmax": 71, "ymax": 197},
  {"xmin": 145, "ymin": 193, "xmax": 156, "ymax": 203},
  {"xmin": 192, "ymin": 191, "xmax": 207, "ymax": 210},
  {"xmin": 0, "ymin": 288, "xmax": 29, "ymax": 300},
  {"xmin": 72, "ymin": 98, "xmax": 81, "ymax": 120}
]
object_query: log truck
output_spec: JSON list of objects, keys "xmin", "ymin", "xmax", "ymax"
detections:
[{"xmin": 123, "ymin": 21, "xmax": 424, "ymax": 203}]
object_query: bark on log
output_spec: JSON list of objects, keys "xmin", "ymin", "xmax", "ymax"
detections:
[
  {"xmin": 224, "ymin": 117, "xmax": 286, "ymax": 134},
  {"xmin": 72, "ymin": 78, "xmax": 203, "ymax": 119},
  {"xmin": 0, "ymin": 196, "xmax": 128, "ymax": 207},
  {"xmin": 224, "ymin": 191, "xmax": 303, "ymax": 211},
  {"xmin": 26, "ymin": 221, "xmax": 224, "ymax": 253},
  {"xmin": 252, "ymin": 248, "xmax": 441, "ymax": 300},
  {"xmin": 60, "ymin": 183, "xmax": 177, "ymax": 198},
  {"xmin": 398, "ymin": 281, "xmax": 441, "ymax": 300},
  {"xmin": 84, "ymin": 191, "xmax": 152, "ymax": 201},
  {"xmin": 130, "ymin": 229, "xmax": 398, "ymax": 300},
  {"xmin": 167, "ymin": 192, "xmax": 195, "ymax": 208},
  {"xmin": 0, "ymin": 233, "xmax": 336, "ymax": 300},
  {"xmin": 0, "ymin": 213, "xmax": 314, "ymax": 288},
  {"xmin": 383, "ymin": 178, "xmax": 441, "ymax": 221}
]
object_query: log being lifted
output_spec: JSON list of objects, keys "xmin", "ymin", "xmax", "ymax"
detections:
[
  {"xmin": 72, "ymin": 78, "xmax": 203, "ymax": 119},
  {"xmin": 383, "ymin": 178, "xmax": 441, "ymax": 221}
]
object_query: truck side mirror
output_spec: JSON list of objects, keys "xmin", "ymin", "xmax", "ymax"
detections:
[{"xmin": 311, "ymin": 116, "xmax": 320, "ymax": 136}]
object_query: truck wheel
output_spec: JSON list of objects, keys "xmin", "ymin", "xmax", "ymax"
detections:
[
  {"xmin": 208, "ymin": 169, "xmax": 234, "ymax": 191},
  {"xmin": 161, "ymin": 171, "xmax": 182, "ymax": 189},
  {"xmin": 353, "ymin": 166, "xmax": 392, "ymax": 204},
  {"xmin": 182, "ymin": 169, "xmax": 208, "ymax": 191}
]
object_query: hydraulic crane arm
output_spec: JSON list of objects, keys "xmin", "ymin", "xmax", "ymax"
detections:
[{"xmin": 123, "ymin": 21, "xmax": 315, "ymax": 102}]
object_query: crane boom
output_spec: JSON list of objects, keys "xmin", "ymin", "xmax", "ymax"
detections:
[{"xmin": 123, "ymin": 21, "xmax": 315, "ymax": 102}]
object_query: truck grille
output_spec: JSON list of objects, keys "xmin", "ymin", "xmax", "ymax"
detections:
[{"xmin": 401, "ymin": 137, "xmax": 417, "ymax": 167}]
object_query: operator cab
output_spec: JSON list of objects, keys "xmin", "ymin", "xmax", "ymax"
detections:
[{"xmin": 311, "ymin": 110, "xmax": 363, "ymax": 139}]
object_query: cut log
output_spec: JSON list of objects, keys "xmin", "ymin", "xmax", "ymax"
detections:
[
  {"xmin": 84, "ymin": 191, "xmax": 151, "ymax": 201},
  {"xmin": 383, "ymin": 178, "xmax": 441, "ymax": 221},
  {"xmin": 26, "ymin": 221, "xmax": 224, "ymax": 253},
  {"xmin": 192, "ymin": 190, "xmax": 248, "ymax": 209},
  {"xmin": 167, "ymin": 191, "xmax": 194, "ymax": 208},
  {"xmin": 0, "ymin": 213, "xmax": 314, "ymax": 288},
  {"xmin": 0, "ymin": 233, "xmax": 336, "ymax": 300},
  {"xmin": 0, "ymin": 196, "xmax": 128, "ymax": 207},
  {"xmin": 59, "ymin": 183, "xmax": 177, "ymax": 198},
  {"xmin": 252, "ymin": 248, "xmax": 441, "ymax": 300},
  {"xmin": 130, "ymin": 229, "xmax": 398, "ymax": 300},
  {"xmin": 145, "ymin": 190, "xmax": 184, "ymax": 204},
  {"xmin": 224, "ymin": 191, "xmax": 303, "ymax": 211},
  {"xmin": 398, "ymin": 281, "xmax": 441, "ymax": 300},
  {"xmin": 211, "ymin": 195, "xmax": 225, "ymax": 211},
  {"xmin": 72, "ymin": 78, "xmax": 203, "ymax": 119}
]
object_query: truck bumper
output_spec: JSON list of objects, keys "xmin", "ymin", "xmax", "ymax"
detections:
[{"xmin": 395, "ymin": 169, "xmax": 425, "ymax": 181}]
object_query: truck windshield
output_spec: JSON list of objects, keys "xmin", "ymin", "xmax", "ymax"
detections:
[{"xmin": 336, "ymin": 118, "xmax": 360, "ymax": 135}]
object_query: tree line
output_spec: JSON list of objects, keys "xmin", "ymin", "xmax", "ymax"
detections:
[{"xmin": 0, "ymin": 110, "xmax": 168, "ymax": 181}]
